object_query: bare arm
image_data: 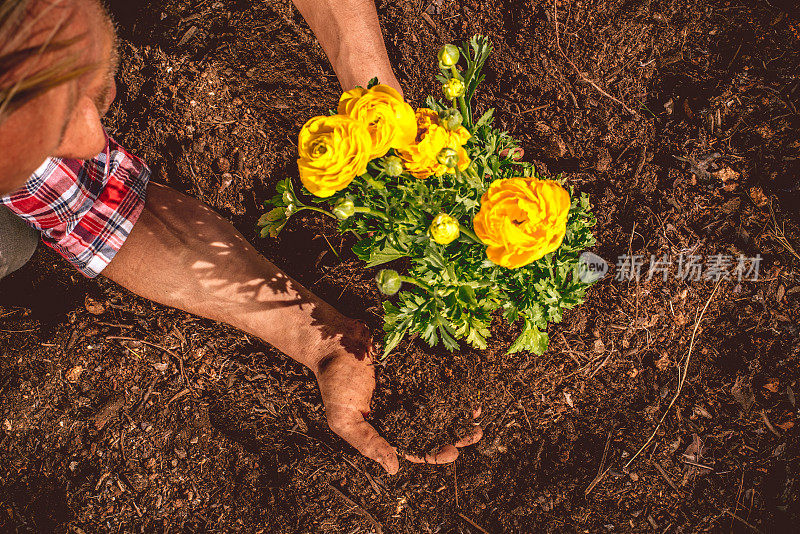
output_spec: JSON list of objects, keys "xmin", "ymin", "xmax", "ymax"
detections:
[
  {"xmin": 291, "ymin": 0, "xmax": 401, "ymax": 93},
  {"xmin": 103, "ymin": 184, "xmax": 483, "ymax": 472},
  {"xmin": 103, "ymin": 183, "xmax": 400, "ymax": 474}
]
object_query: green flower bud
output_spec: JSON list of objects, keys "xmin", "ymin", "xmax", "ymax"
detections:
[
  {"xmin": 429, "ymin": 213, "xmax": 460, "ymax": 245},
  {"xmin": 437, "ymin": 147, "xmax": 459, "ymax": 168},
  {"xmin": 438, "ymin": 44, "xmax": 460, "ymax": 67},
  {"xmin": 442, "ymin": 78, "xmax": 465, "ymax": 100},
  {"xmin": 332, "ymin": 198, "xmax": 355, "ymax": 220},
  {"xmin": 375, "ymin": 269, "xmax": 402, "ymax": 296},
  {"xmin": 383, "ymin": 156, "xmax": 404, "ymax": 177},
  {"xmin": 439, "ymin": 109, "xmax": 463, "ymax": 131}
]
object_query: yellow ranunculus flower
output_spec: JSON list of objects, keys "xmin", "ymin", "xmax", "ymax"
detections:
[
  {"xmin": 429, "ymin": 213, "xmax": 460, "ymax": 244},
  {"xmin": 473, "ymin": 177, "xmax": 571, "ymax": 269},
  {"xmin": 396, "ymin": 108, "xmax": 471, "ymax": 179},
  {"xmin": 297, "ymin": 115, "xmax": 373, "ymax": 197},
  {"xmin": 338, "ymin": 84, "xmax": 417, "ymax": 159}
]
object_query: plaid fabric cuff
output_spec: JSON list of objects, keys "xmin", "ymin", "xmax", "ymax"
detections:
[{"xmin": 0, "ymin": 136, "xmax": 150, "ymax": 278}]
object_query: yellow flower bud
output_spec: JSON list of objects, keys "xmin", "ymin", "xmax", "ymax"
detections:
[
  {"xmin": 429, "ymin": 213, "xmax": 460, "ymax": 245},
  {"xmin": 443, "ymin": 78, "xmax": 465, "ymax": 100},
  {"xmin": 439, "ymin": 109, "xmax": 463, "ymax": 131},
  {"xmin": 437, "ymin": 147, "xmax": 459, "ymax": 168},
  {"xmin": 438, "ymin": 44, "xmax": 460, "ymax": 67},
  {"xmin": 332, "ymin": 198, "xmax": 355, "ymax": 220},
  {"xmin": 382, "ymin": 156, "xmax": 404, "ymax": 177}
]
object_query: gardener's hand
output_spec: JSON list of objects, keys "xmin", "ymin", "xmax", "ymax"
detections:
[
  {"xmin": 313, "ymin": 318, "xmax": 483, "ymax": 474},
  {"xmin": 104, "ymin": 184, "xmax": 476, "ymax": 474},
  {"xmin": 402, "ymin": 406, "xmax": 484, "ymax": 465}
]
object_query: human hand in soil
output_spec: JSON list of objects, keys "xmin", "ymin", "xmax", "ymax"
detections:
[
  {"xmin": 104, "ymin": 184, "xmax": 479, "ymax": 473},
  {"xmin": 313, "ymin": 318, "xmax": 483, "ymax": 474},
  {"xmin": 402, "ymin": 406, "xmax": 484, "ymax": 466},
  {"xmin": 312, "ymin": 319, "xmax": 399, "ymax": 473}
]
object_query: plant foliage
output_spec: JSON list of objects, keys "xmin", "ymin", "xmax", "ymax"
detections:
[{"xmin": 260, "ymin": 36, "xmax": 597, "ymax": 357}]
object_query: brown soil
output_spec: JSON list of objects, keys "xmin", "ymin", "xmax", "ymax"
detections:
[{"xmin": 2, "ymin": 0, "xmax": 800, "ymax": 532}]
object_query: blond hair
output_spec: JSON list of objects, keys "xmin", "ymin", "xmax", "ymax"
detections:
[{"xmin": 0, "ymin": 0, "xmax": 93, "ymax": 121}]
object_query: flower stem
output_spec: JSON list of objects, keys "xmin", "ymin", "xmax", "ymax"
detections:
[
  {"xmin": 458, "ymin": 95, "xmax": 471, "ymax": 129},
  {"xmin": 448, "ymin": 65, "xmax": 471, "ymax": 127},
  {"xmin": 399, "ymin": 275, "xmax": 434, "ymax": 293},
  {"xmin": 298, "ymin": 205, "xmax": 337, "ymax": 219},
  {"xmin": 459, "ymin": 224, "xmax": 482, "ymax": 244}
]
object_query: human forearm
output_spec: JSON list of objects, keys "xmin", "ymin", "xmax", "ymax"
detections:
[
  {"xmin": 102, "ymin": 182, "xmax": 482, "ymax": 473},
  {"xmin": 291, "ymin": 0, "xmax": 400, "ymax": 93},
  {"xmin": 102, "ymin": 183, "xmax": 355, "ymax": 372}
]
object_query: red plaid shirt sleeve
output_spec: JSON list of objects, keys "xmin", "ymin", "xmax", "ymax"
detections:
[{"xmin": 0, "ymin": 135, "xmax": 150, "ymax": 278}]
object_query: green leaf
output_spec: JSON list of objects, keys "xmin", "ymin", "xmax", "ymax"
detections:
[
  {"xmin": 351, "ymin": 239, "xmax": 374, "ymax": 262},
  {"xmin": 367, "ymin": 76, "xmax": 379, "ymax": 89},
  {"xmin": 508, "ymin": 320, "xmax": 549, "ymax": 355},
  {"xmin": 438, "ymin": 321, "xmax": 459, "ymax": 351},
  {"xmin": 425, "ymin": 96, "xmax": 446, "ymax": 113},
  {"xmin": 365, "ymin": 242, "xmax": 408, "ymax": 268},
  {"xmin": 473, "ymin": 108, "xmax": 495, "ymax": 129},
  {"xmin": 382, "ymin": 318, "xmax": 411, "ymax": 356},
  {"xmin": 463, "ymin": 319, "xmax": 489, "ymax": 349},
  {"xmin": 257, "ymin": 207, "xmax": 290, "ymax": 238}
]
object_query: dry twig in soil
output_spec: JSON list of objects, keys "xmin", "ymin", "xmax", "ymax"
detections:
[
  {"xmin": 91, "ymin": 393, "xmax": 126, "ymax": 431},
  {"xmin": 723, "ymin": 509, "xmax": 764, "ymax": 534},
  {"xmin": 652, "ymin": 461, "xmax": 680, "ymax": 493},
  {"xmin": 621, "ymin": 279, "xmax": 723, "ymax": 471},
  {"xmin": 107, "ymin": 336, "xmax": 195, "ymax": 393},
  {"xmin": 585, "ymin": 279, "xmax": 723, "ymax": 494},
  {"xmin": 585, "ymin": 431, "xmax": 613, "ymax": 494},
  {"xmin": 325, "ymin": 483, "xmax": 383, "ymax": 534},
  {"xmin": 552, "ymin": 2, "xmax": 639, "ymax": 117},
  {"xmin": 768, "ymin": 203, "xmax": 800, "ymax": 261},
  {"xmin": 458, "ymin": 512, "xmax": 491, "ymax": 534},
  {"xmin": 760, "ymin": 410, "xmax": 781, "ymax": 438}
]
